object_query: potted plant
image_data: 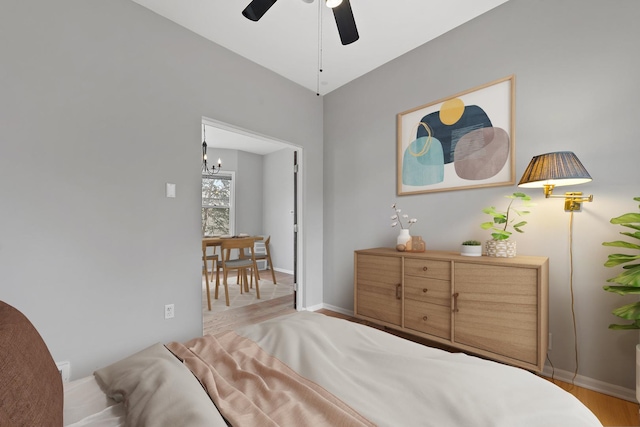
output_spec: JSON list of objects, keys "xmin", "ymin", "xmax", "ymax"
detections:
[
  {"xmin": 602, "ymin": 198, "xmax": 640, "ymax": 329},
  {"xmin": 461, "ymin": 240, "xmax": 482, "ymax": 257},
  {"xmin": 480, "ymin": 192, "xmax": 533, "ymax": 257},
  {"xmin": 601, "ymin": 196, "xmax": 640, "ymax": 402}
]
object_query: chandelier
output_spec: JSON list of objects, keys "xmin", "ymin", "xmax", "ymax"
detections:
[{"xmin": 201, "ymin": 124, "xmax": 221, "ymax": 175}]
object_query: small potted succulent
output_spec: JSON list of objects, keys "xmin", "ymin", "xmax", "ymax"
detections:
[
  {"xmin": 461, "ymin": 240, "xmax": 482, "ymax": 257},
  {"xmin": 480, "ymin": 192, "xmax": 533, "ymax": 257}
]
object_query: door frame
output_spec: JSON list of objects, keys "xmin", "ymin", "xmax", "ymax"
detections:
[{"xmin": 201, "ymin": 117, "xmax": 304, "ymax": 310}]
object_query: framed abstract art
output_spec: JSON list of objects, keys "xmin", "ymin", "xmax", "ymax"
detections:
[{"xmin": 396, "ymin": 75, "xmax": 515, "ymax": 195}]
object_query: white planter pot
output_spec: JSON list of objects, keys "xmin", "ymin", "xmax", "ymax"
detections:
[
  {"xmin": 460, "ymin": 245, "xmax": 482, "ymax": 256},
  {"xmin": 485, "ymin": 239, "xmax": 516, "ymax": 258}
]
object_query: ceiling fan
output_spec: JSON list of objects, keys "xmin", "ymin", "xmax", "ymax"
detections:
[{"xmin": 242, "ymin": 0, "xmax": 359, "ymax": 45}]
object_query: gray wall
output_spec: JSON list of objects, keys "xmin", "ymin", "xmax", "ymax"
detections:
[
  {"xmin": 236, "ymin": 150, "xmax": 264, "ymax": 236},
  {"xmin": 0, "ymin": 0, "xmax": 323, "ymax": 380},
  {"xmin": 324, "ymin": 0, "xmax": 639, "ymax": 396}
]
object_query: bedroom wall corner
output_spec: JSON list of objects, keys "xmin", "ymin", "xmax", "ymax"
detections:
[{"xmin": 322, "ymin": 0, "xmax": 639, "ymax": 396}]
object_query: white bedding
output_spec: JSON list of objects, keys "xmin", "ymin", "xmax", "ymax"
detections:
[
  {"xmin": 63, "ymin": 311, "xmax": 602, "ymax": 427},
  {"xmin": 63, "ymin": 376, "xmax": 124, "ymax": 427},
  {"xmin": 235, "ymin": 312, "xmax": 602, "ymax": 427}
]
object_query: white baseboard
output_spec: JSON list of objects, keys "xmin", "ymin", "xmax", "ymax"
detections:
[
  {"xmin": 541, "ymin": 365, "xmax": 637, "ymax": 403},
  {"xmin": 273, "ymin": 267, "xmax": 293, "ymax": 275},
  {"xmin": 304, "ymin": 302, "xmax": 324, "ymax": 312},
  {"xmin": 318, "ymin": 303, "xmax": 354, "ymax": 317},
  {"xmin": 305, "ymin": 303, "xmax": 354, "ymax": 314}
]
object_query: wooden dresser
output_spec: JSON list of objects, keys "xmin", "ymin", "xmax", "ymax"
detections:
[{"xmin": 354, "ymin": 248, "xmax": 549, "ymax": 372}]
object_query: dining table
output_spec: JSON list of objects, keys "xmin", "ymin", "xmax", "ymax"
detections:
[
  {"xmin": 202, "ymin": 235, "xmax": 263, "ymax": 249},
  {"xmin": 201, "ymin": 235, "xmax": 264, "ymax": 309}
]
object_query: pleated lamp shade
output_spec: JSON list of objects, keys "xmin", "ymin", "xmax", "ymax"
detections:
[{"xmin": 518, "ymin": 151, "xmax": 592, "ymax": 188}]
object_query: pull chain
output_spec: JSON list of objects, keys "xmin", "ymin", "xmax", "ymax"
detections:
[{"xmin": 317, "ymin": 0, "xmax": 323, "ymax": 96}]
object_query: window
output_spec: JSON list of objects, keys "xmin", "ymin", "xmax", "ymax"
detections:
[{"xmin": 202, "ymin": 173, "xmax": 234, "ymax": 236}]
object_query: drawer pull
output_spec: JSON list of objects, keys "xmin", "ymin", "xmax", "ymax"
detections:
[
  {"xmin": 422, "ymin": 315, "xmax": 428, "ymax": 321},
  {"xmin": 453, "ymin": 292, "xmax": 460, "ymax": 312},
  {"xmin": 422, "ymin": 266, "xmax": 428, "ymax": 271},
  {"xmin": 396, "ymin": 284, "xmax": 402, "ymax": 300},
  {"xmin": 422, "ymin": 288, "xmax": 428, "ymax": 293}
]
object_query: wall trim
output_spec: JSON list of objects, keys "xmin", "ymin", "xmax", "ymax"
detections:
[
  {"xmin": 541, "ymin": 366, "xmax": 636, "ymax": 403},
  {"xmin": 318, "ymin": 303, "xmax": 354, "ymax": 317}
]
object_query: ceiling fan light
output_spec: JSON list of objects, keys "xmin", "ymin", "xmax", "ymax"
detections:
[{"xmin": 326, "ymin": 0, "xmax": 343, "ymax": 8}]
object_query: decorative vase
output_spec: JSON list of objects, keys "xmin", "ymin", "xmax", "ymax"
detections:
[
  {"xmin": 460, "ymin": 245, "xmax": 482, "ymax": 257},
  {"xmin": 410, "ymin": 236, "xmax": 425, "ymax": 252},
  {"xmin": 485, "ymin": 239, "xmax": 516, "ymax": 258},
  {"xmin": 396, "ymin": 229, "xmax": 411, "ymax": 252}
]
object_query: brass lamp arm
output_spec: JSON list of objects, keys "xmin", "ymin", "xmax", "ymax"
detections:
[{"xmin": 543, "ymin": 184, "xmax": 593, "ymax": 211}]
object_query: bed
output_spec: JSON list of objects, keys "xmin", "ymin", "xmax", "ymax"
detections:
[{"xmin": 0, "ymin": 300, "xmax": 603, "ymax": 427}]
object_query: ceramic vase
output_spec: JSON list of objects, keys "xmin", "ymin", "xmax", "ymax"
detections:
[
  {"xmin": 396, "ymin": 229, "xmax": 411, "ymax": 251},
  {"xmin": 485, "ymin": 239, "xmax": 516, "ymax": 258}
]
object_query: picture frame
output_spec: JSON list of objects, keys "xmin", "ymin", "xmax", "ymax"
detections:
[{"xmin": 396, "ymin": 75, "xmax": 515, "ymax": 195}]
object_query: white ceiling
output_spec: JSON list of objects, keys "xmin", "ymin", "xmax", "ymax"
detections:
[
  {"xmin": 131, "ymin": 0, "xmax": 509, "ymax": 153},
  {"xmin": 130, "ymin": 0, "xmax": 509, "ymax": 96}
]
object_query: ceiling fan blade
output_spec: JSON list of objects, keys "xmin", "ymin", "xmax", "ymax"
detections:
[
  {"xmin": 332, "ymin": 0, "xmax": 359, "ymax": 45},
  {"xmin": 242, "ymin": 0, "xmax": 278, "ymax": 21}
]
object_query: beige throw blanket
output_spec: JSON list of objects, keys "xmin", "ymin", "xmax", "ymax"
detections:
[{"xmin": 167, "ymin": 331, "xmax": 376, "ymax": 427}]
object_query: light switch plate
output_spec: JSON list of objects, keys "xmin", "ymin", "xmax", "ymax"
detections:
[{"xmin": 166, "ymin": 183, "xmax": 176, "ymax": 198}]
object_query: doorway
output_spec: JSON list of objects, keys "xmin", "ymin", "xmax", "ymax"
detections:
[{"xmin": 200, "ymin": 118, "xmax": 302, "ymax": 326}]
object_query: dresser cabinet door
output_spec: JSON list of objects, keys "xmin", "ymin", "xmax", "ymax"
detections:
[
  {"xmin": 355, "ymin": 254, "xmax": 402, "ymax": 326},
  {"xmin": 454, "ymin": 263, "xmax": 539, "ymax": 366}
]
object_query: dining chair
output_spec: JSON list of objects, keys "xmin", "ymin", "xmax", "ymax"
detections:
[
  {"xmin": 202, "ymin": 242, "xmax": 220, "ymax": 311},
  {"xmin": 254, "ymin": 235, "xmax": 277, "ymax": 284},
  {"xmin": 218, "ymin": 238, "xmax": 260, "ymax": 306}
]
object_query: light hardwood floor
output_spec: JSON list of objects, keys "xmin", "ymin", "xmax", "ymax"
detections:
[
  {"xmin": 202, "ymin": 275, "xmax": 639, "ymax": 427},
  {"xmin": 202, "ymin": 270, "xmax": 295, "ymax": 334}
]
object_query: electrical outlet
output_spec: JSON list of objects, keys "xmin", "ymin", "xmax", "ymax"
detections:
[
  {"xmin": 56, "ymin": 361, "xmax": 70, "ymax": 383},
  {"xmin": 164, "ymin": 304, "xmax": 175, "ymax": 319}
]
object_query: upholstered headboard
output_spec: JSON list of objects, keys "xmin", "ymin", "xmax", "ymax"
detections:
[{"xmin": 0, "ymin": 301, "xmax": 63, "ymax": 426}]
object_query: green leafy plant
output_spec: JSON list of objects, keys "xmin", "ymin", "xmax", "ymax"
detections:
[
  {"xmin": 462, "ymin": 240, "xmax": 482, "ymax": 246},
  {"xmin": 481, "ymin": 192, "xmax": 533, "ymax": 241},
  {"xmin": 602, "ymin": 196, "xmax": 640, "ymax": 330}
]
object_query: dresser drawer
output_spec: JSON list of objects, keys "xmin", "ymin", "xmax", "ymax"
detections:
[
  {"xmin": 404, "ymin": 275, "xmax": 451, "ymax": 307},
  {"xmin": 404, "ymin": 258, "xmax": 450, "ymax": 280},
  {"xmin": 404, "ymin": 300, "xmax": 451, "ymax": 339}
]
